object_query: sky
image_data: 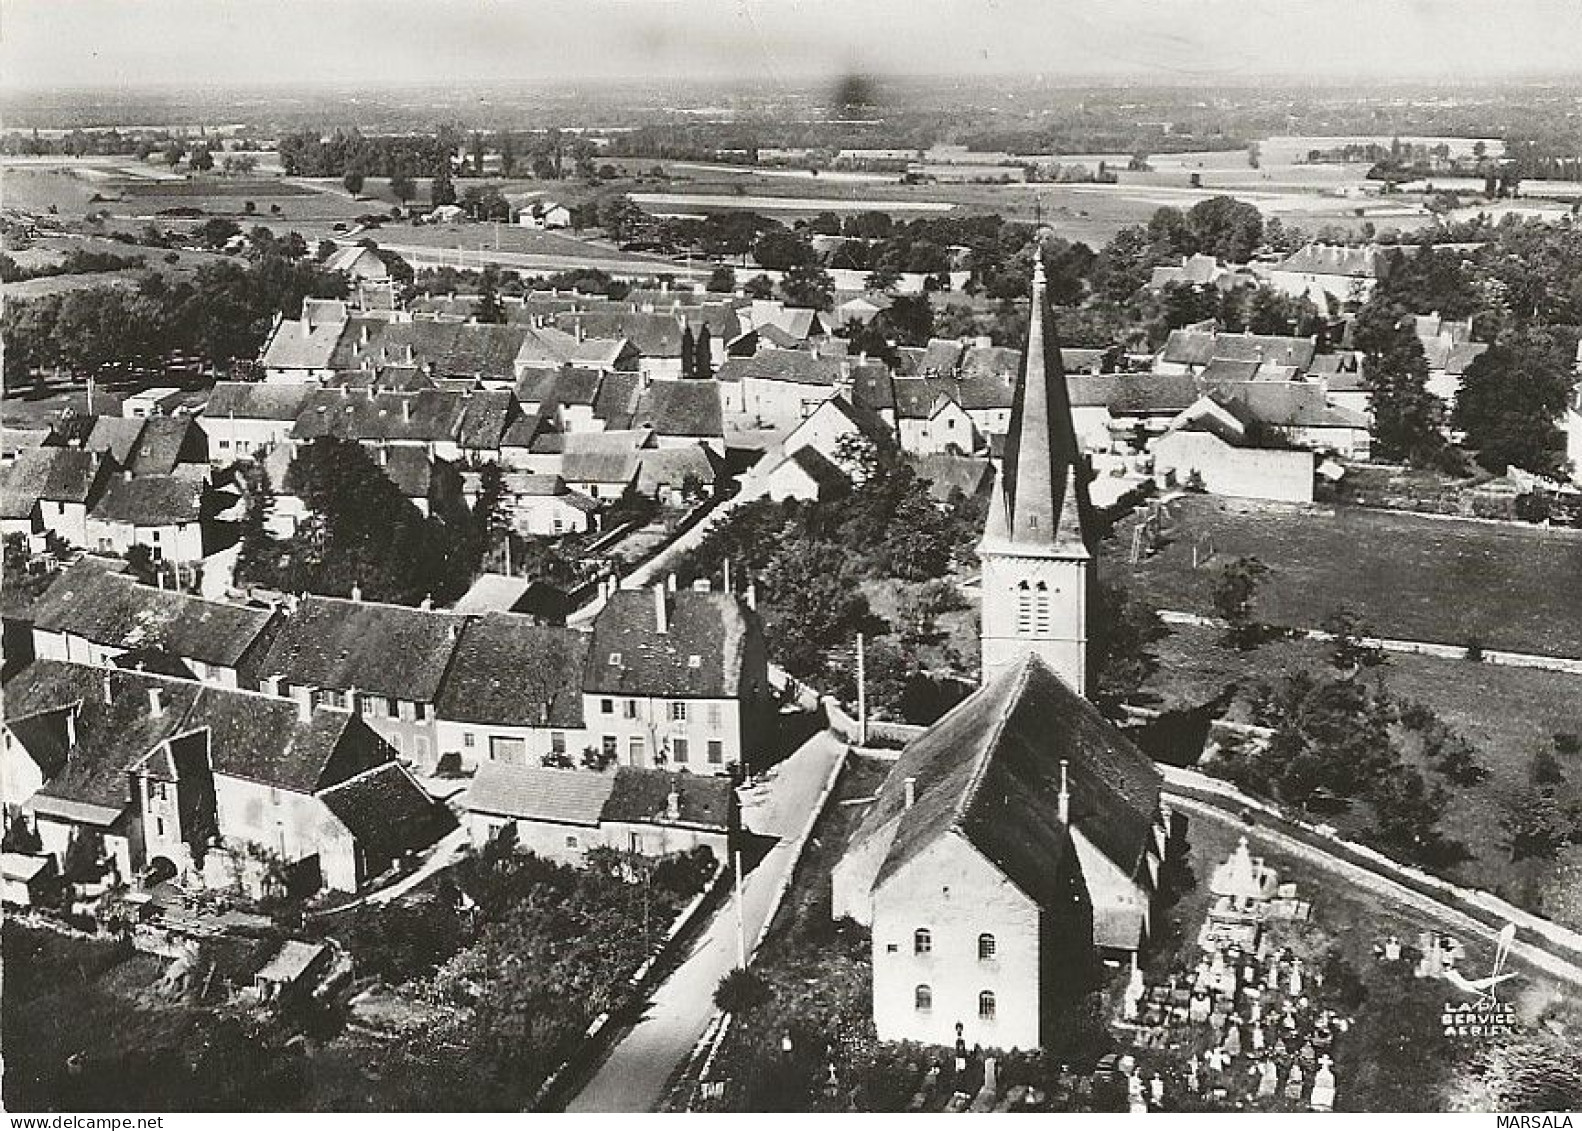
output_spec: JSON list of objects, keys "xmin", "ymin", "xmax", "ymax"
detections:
[{"xmin": 3, "ymin": 0, "xmax": 1580, "ymax": 91}]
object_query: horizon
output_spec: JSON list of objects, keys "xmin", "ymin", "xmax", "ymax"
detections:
[{"xmin": 4, "ymin": 0, "xmax": 1581, "ymax": 95}]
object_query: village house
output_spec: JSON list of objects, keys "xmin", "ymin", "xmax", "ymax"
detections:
[
  {"xmin": 632, "ymin": 380, "xmax": 726, "ymax": 454},
  {"xmin": 1154, "ymin": 328, "xmax": 1320, "ymax": 379},
  {"xmin": 460, "ymin": 762, "xmax": 734, "ymax": 864},
  {"xmin": 716, "ymin": 351, "xmax": 848, "ymax": 426},
  {"xmin": 1268, "ymin": 243, "xmax": 1387, "ymax": 308},
  {"xmin": 85, "ymin": 472, "xmax": 209, "ymax": 563},
  {"xmin": 122, "ymin": 387, "xmax": 186, "ymax": 419},
  {"xmin": 891, "ymin": 378, "xmax": 979, "ymax": 455},
  {"xmin": 582, "ymin": 583, "xmax": 772, "ymax": 775},
  {"xmin": 322, "ymin": 244, "xmax": 390, "ymax": 282},
  {"xmin": 245, "ymin": 595, "xmax": 465, "ymax": 771},
  {"xmin": 1207, "ymin": 382, "xmax": 1372, "ymax": 459},
  {"xmin": 1067, "ymin": 372, "xmax": 1202, "ymax": 452},
  {"xmin": 1308, "ymin": 351, "xmax": 1371, "ymax": 417},
  {"xmin": 1152, "ymin": 397, "xmax": 1316, "ymax": 503},
  {"xmin": 516, "ymin": 200, "xmax": 572, "ymax": 229},
  {"xmin": 0, "ymin": 447, "xmax": 112, "ymax": 548},
  {"xmin": 1148, "ymin": 253, "xmax": 1253, "ymax": 292},
  {"xmin": 755, "ymin": 445, "xmax": 851, "ymax": 503},
  {"xmin": 200, "ymin": 382, "xmax": 316, "ymax": 462},
  {"xmin": 1410, "ymin": 312, "xmax": 1489, "ymax": 404},
  {"xmin": 486, "ymin": 472, "xmax": 600, "ymax": 536},
  {"xmin": 635, "ymin": 445, "xmax": 719, "ymax": 507},
  {"xmin": 432, "ymin": 613, "xmax": 588, "ymax": 771},
  {"xmin": 29, "ymin": 563, "xmax": 281, "ymax": 689},
  {"xmin": 259, "ymin": 299, "xmax": 352, "ymax": 383},
  {"xmin": 832, "ymin": 260, "xmax": 1170, "ymax": 1052}
]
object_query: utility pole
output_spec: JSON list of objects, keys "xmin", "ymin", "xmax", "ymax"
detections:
[
  {"xmin": 856, "ymin": 631, "xmax": 867, "ymax": 746},
  {"xmin": 733, "ymin": 846, "xmax": 747, "ymax": 969}
]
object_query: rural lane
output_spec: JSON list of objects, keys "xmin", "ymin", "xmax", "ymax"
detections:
[{"xmin": 564, "ymin": 730, "xmax": 847, "ymax": 1112}]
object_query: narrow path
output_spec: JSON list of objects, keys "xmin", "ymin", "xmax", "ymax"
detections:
[
  {"xmin": 1156, "ymin": 609, "xmax": 1582, "ymax": 675},
  {"xmin": 564, "ymin": 731, "xmax": 846, "ymax": 1112}
]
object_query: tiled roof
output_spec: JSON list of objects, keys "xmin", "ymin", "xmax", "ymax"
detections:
[
  {"xmin": 553, "ymin": 311, "xmax": 689, "ymax": 358},
  {"xmin": 464, "ymin": 761, "xmax": 616, "ymax": 826},
  {"xmin": 1275, "ymin": 242, "xmax": 1384, "ymax": 279},
  {"xmin": 435, "ymin": 613, "xmax": 587, "ymax": 728},
  {"xmin": 591, "ymin": 371, "xmax": 642, "ymax": 429},
  {"xmin": 85, "ymin": 417, "xmax": 146, "ymax": 466},
  {"xmin": 31, "ymin": 568, "xmax": 278, "ymax": 669},
  {"xmin": 90, "ymin": 474, "xmax": 204, "ymax": 526},
  {"xmin": 124, "ymin": 417, "xmax": 205, "ymax": 477},
  {"xmin": 908, "ymin": 454, "xmax": 994, "ymax": 501},
  {"xmin": 290, "ymin": 389, "xmax": 469, "ymax": 445},
  {"xmin": 1209, "ymin": 382, "xmax": 1369, "ymax": 430},
  {"xmin": 455, "ymin": 390, "xmax": 519, "ymax": 450},
  {"xmin": 783, "ymin": 446, "xmax": 851, "ymax": 495},
  {"xmin": 917, "ymin": 337, "xmax": 966, "ymax": 375},
  {"xmin": 0, "ymin": 448, "xmax": 104, "ymax": 517},
  {"xmin": 715, "ymin": 352, "xmax": 844, "ymax": 387},
  {"xmin": 1161, "ymin": 329, "xmax": 1318, "ymax": 373},
  {"xmin": 602, "ymin": 767, "xmax": 733, "ymax": 831},
  {"xmin": 318, "ymin": 762, "xmax": 457, "ymax": 859},
  {"xmin": 636, "ymin": 445, "xmax": 718, "ymax": 493},
  {"xmin": 261, "ymin": 307, "xmax": 350, "ymax": 371},
  {"xmin": 585, "ymin": 589, "xmax": 758, "ymax": 699},
  {"xmin": 633, "ymin": 380, "xmax": 724, "ymax": 438},
  {"xmin": 561, "ymin": 450, "xmax": 641, "ymax": 486},
  {"xmin": 333, "ymin": 319, "xmax": 527, "ymax": 382},
  {"xmin": 203, "ymin": 382, "xmax": 315, "ymax": 422},
  {"xmin": 375, "ymin": 446, "xmax": 439, "ymax": 500},
  {"xmin": 855, "ymin": 653, "xmax": 1161, "ymax": 901},
  {"xmin": 247, "ymin": 596, "xmax": 464, "ymax": 701}
]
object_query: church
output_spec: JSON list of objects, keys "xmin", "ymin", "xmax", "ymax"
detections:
[{"xmin": 831, "ymin": 257, "xmax": 1170, "ymax": 1052}]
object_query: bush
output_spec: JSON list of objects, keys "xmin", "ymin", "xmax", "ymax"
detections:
[{"xmin": 715, "ymin": 967, "xmax": 771, "ymax": 1014}]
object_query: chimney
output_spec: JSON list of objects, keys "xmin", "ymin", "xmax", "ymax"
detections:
[
  {"xmin": 745, "ymin": 582, "xmax": 757, "ymax": 611},
  {"xmin": 666, "ymin": 787, "xmax": 681, "ymax": 821},
  {"xmin": 401, "ymin": 399, "xmax": 412, "ymax": 422},
  {"xmin": 65, "ymin": 704, "xmax": 78, "ymax": 749},
  {"xmin": 1058, "ymin": 759, "xmax": 1070, "ymax": 824},
  {"xmin": 653, "ymin": 582, "xmax": 668, "ymax": 634},
  {"xmin": 667, "ymin": 572, "xmax": 678, "ymax": 593},
  {"xmin": 903, "ymin": 776, "xmax": 916, "ymax": 810},
  {"xmin": 102, "ymin": 673, "xmax": 113, "ymax": 703},
  {"xmin": 123, "ymin": 469, "xmax": 134, "ymax": 483},
  {"xmin": 148, "ymin": 686, "xmax": 165, "ymax": 718},
  {"xmin": 296, "ymin": 691, "xmax": 313, "ymax": 723},
  {"xmin": 420, "ymin": 596, "xmax": 433, "ymax": 610},
  {"xmin": 692, "ymin": 578, "xmax": 711, "ymax": 593},
  {"xmin": 351, "ymin": 582, "xmax": 363, "ymax": 602}
]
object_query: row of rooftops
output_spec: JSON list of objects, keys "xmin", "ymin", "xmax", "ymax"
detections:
[
  {"xmin": 0, "ymin": 447, "xmax": 215, "ymax": 527},
  {"xmin": 25, "ymin": 563, "xmax": 764, "ymax": 723},
  {"xmin": 464, "ymin": 760, "xmax": 734, "ymax": 834}
]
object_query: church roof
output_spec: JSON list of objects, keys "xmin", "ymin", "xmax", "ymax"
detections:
[
  {"xmin": 981, "ymin": 258, "xmax": 1094, "ymax": 557},
  {"xmin": 855, "ymin": 653, "xmax": 1162, "ymax": 903}
]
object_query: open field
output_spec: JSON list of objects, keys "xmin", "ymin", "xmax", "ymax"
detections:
[
  {"xmin": 1140, "ymin": 623, "xmax": 1582, "ymax": 928},
  {"xmin": 1102, "ymin": 495, "xmax": 1582, "ymax": 659},
  {"xmin": 370, "ymin": 220, "xmax": 673, "ymax": 264}
]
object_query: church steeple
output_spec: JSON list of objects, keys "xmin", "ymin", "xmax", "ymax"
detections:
[
  {"xmin": 978, "ymin": 252, "xmax": 1095, "ymax": 694},
  {"xmin": 981, "ymin": 258, "xmax": 1094, "ymax": 556}
]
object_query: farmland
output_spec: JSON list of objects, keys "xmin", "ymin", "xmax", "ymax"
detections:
[{"xmin": 1101, "ymin": 495, "xmax": 1582, "ymax": 659}]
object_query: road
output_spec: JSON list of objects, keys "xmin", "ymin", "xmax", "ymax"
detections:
[
  {"xmin": 374, "ymin": 240, "xmax": 707, "ymax": 281},
  {"xmin": 565, "ymin": 730, "xmax": 846, "ymax": 1112}
]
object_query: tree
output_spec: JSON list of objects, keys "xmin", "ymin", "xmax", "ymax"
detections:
[
  {"xmin": 1186, "ymin": 196, "xmax": 1264, "ymax": 262},
  {"xmin": 752, "ymin": 229, "xmax": 817, "ymax": 272},
  {"xmin": 1212, "ymin": 556, "xmax": 1271, "ymax": 649},
  {"xmin": 1089, "ymin": 577, "xmax": 1167, "ymax": 712},
  {"xmin": 780, "ymin": 263, "xmax": 834, "ymax": 311},
  {"xmin": 876, "ymin": 294, "xmax": 934, "ymax": 346},
  {"xmin": 188, "ymin": 145, "xmax": 214, "ymax": 172},
  {"xmin": 342, "ymin": 169, "xmax": 365, "ymax": 197},
  {"xmin": 706, "ymin": 264, "xmax": 736, "ymax": 294},
  {"xmin": 691, "ymin": 323, "xmax": 713, "ymax": 380},
  {"xmin": 162, "ymin": 141, "xmax": 185, "ymax": 168},
  {"xmin": 430, "ymin": 161, "xmax": 457, "ymax": 208},
  {"xmin": 1322, "ymin": 607, "xmax": 1386, "ymax": 675},
  {"xmin": 390, "ymin": 169, "xmax": 415, "ymax": 203},
  {"xmin": 743, "ymin": 274, "xmax": 775, "ymax": 300},
  {"xmin": 1453, "ymin": 329, "xmax": 1576, "ymax": 476},
  {"xmin": 472, "ymin": 264, "xmax": 507, "ymax": 324},
  {"xmin": 1352, "ymin": 302, "xmax": 1447, "ymax": 465}
]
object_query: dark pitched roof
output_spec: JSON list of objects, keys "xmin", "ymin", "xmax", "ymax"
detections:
[
  {"xmin": 290, "ymin": 388, "xmax": 469, "ymax": 445},
  {"xmin": 855, "ymin": 654, "xmax": 1161, "ymax": 901},
  {"xmin": 435, "ymin": 614, "xmax": 587, "ymax": 728},
  {"xmin": 1209, "ymin": 382, "xmax": 1369, "ymax": 430},
  {"xmin": 464, "ymin": 762, "xmax": 615, "ymax": 825},
  {"xmin": 633, "ymin": 380, "xmax": 724, "ymax": 438},
  {"xmin": 891, "ymin": 377, "xmax": 961, "ymax": 421},
  {"xmin": 715, "ymin": 352, "xmax": 844, "ymax": 387},
  {"xmin": 85, "ymin": 417, "xmax": 146, "ymax": 466},
  {"xmin": 585, "ymin": 589, "xmax": 759, "ymax": 699},
  {"xmin": 917, "ymin": 337, "xmax": 966, "ymax": 375},
  {"xmin": 31, "ymin": 569, "xmax": 278, "ymax": 669},
  {"xmin": 1067, "ymin": 372, "xmax": 1200, "ymax": 415},
  {"xmin": 637, "ymin": 445, "xmax": 718, "ymax": 493},
  {"xmin": 784, "ymin": 446, "xmax": 851, "ymax": 495},
  {"xmin": 375, "ymin": 446, "xmax": 439, "ymax": 500},
  {"xmin": 591, "ymin": 370, "xmax": 642, "ymax": 429},
  {"xmin": 248, "ymin": 596, "xmax": 464, "ymax": 701},
  {"xmin": 0, "ymin": 448, "xmax": 105, "ymax": 518},
  {"xmin": 5, "ymin": 707, "xmax": 72, "ymax": 781},
  {"xmin": 602, "ymin": 767, "xmax": 734, "ymax": 831},
  {"xmin": 90, "ymin": 474, "xmax": 204, "ymax": 526},
  {"xmin": 203, "ymin": 382, "xmax": 316, "ymax": 422},
  {"xmin": 332, "ymin": 318, "xmax": 528, "ymax": 381},
  {"xmin": 1275, "ymin": 242, "xmax": 1384, "ymax": 279},
  {"xmin": 554, "ymin": 310, "xmax": 689, "ymax": 358},
  {"xmin": 1161, "ymin": 329, "xmax": 1318, "ymax": 373},
  {"xmin": 125, "ymin": 417, "xmax": 206, "ymax": 477},
  {"xmin": 318, "ymin": 762, "xmax": 457, "ymax": 859},
  {"xmin": 454, "ymin": 389, "xmax": 519, "ymax": 450},
  {"xmin": 908, "ymin": 454, "xmax": 994, "ymax": 501}
]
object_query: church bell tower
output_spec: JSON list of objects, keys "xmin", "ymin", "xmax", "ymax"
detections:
[{"xmin": 978, "ymin": 256, "xmax": 1096, "ymax": 694}]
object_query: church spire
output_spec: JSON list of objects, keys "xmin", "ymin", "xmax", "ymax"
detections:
[{"xmin": 982, "ymin": 256, "xmax": 1093, "ymax": 557}]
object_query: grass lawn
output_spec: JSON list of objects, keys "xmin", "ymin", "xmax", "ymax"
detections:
[
  {"xmin": 1140, "ymin": 623, "xmax": 1582, "ymax": 930},
  {"xmin": 1102, "ymin": 495, "xmax": 1582, "ymax": 658}
]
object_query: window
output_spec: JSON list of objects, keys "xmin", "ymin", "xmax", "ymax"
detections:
[
  {"xmin": 978, "ymin": 933, "xmax": 996, "ymax": 960},
  {"xmin": 1016, "ymin": 581, "xmax": 1033, "ymax": 633},
  {"xmin": 602, "ymin": 735, "xmax": 618, "ymax": 760},
  {"xmin": 629, "ymin": 736, "xmax": 644, "ymax": 763},
  {"xmin": 979, "ymin": 991, "xmax": 997, "ymax": 1020},
  {"xmin": 386, "ymin": 697, "xmax": 399, "ymax": 719},
  {"xmin": 463, "ymin": 733, "xmax": 475, "ymax": 749},
  {"xmin": 150, "ymin": 530, "xmax": 161, "ymax": 543},
  {"xmin": 551, "ymin": 731, "xmax": 566, "ymax": 755},
  {"xmin": 672, "ymin": 737, "xmax": 689, "ymax": 763},
  {"xmin": 489, "ymin": 735, "xmax": 524, "ymax": 763},
  {"xmin": 669, "ymin": 701, "xmax": 688, "ymax": 722},
  {"xmin": 687, "ymin": 654, "xmax": 702, "ymax": 669},
  {"xmin": 218, "ymin": 439, "xmax": 231, "ymax": 450},
  {"xmin": 565, "ymin": 835, "xmax": 579, "ymax": 849},
  {"xmin": 707, "ymin": 703, "xmax": 722, "ymax": 730},
  {"xmin": 155, "ymin": 817, "xmax": 165, "ymax": 838},
  {"xmin": 414, "ymin": 702, "xmax": 428, "ymax": 721},
  {"xmin": 601, "ymin": 698, "xmax": 614, "ymax": 715},
  {"xmin": 608, "ymin": 651, "xmax": 622, "ymax": 667},
  {"xmin": 707, "ymin": 740, "xmax": 723, "ymax": 765},
  {"xmin": 623, "ymin": 699, "xmax": 640, "ymax": 719},
  {"xmin": 914, "ymin": 928, "xmax": 932, "ymax": 955},
  {"xmin": 914, "ymin": 985, "xmax": 932, "ymax": 1012},
  {"xmin": 1033, "ymin": 581, "xmax": 1050, "ymax": 634}
]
